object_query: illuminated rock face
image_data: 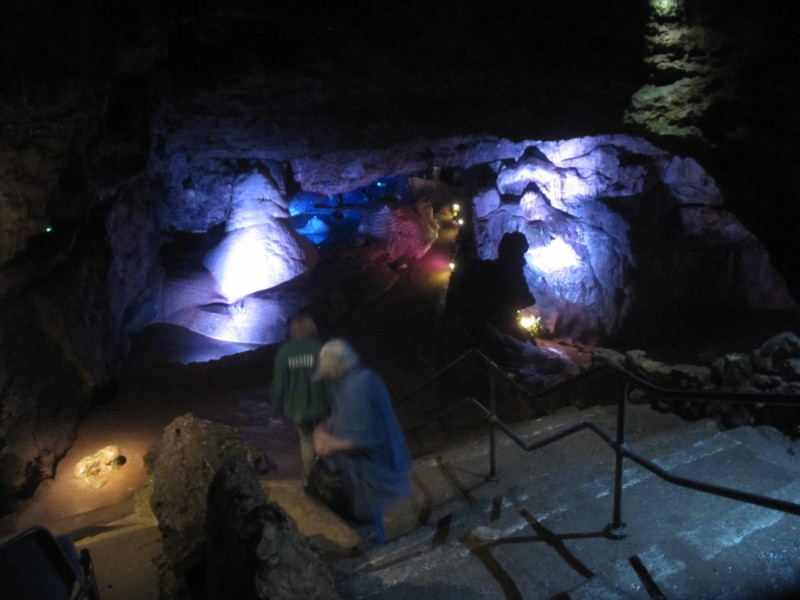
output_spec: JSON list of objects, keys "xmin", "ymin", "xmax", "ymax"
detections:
[
  {"xmin": 357, "ymin": 200, "xmax": 439, "ymax": 261},
  {"xmin": 72, "ymin": 445, "xmax": 122, "ymax": 489},
  {"xmin": 473, "ymin": 135, "xmax": 796, "ymax": 342},
  {"xmin": 151, "ymin": 169, "xmax": 317, "ymax": 342},
  {"xmin": 203, "ymin": 219, "xmax": 316, "ymax": 302}
]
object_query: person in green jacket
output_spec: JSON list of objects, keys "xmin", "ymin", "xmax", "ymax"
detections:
[{"xmin": 270, "ymin": 313, "xmax": 331, "ymax": 485}]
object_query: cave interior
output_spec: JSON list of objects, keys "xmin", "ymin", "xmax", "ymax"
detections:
[{"xmin": 2, "ymin": 0, "xmax": 800, "ymax": 580}]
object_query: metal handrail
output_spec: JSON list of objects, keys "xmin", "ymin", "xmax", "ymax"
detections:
[
  {"xmin": 400, "ymin": 351, "xmax": 800, "ymax": 538},
  {"xmin": 596, "ymin": 361, "xmax": 800, "ymax": 406},
  {"xmin": 400, "ymin": 348, "xmax": 530, "ymax": 402}
]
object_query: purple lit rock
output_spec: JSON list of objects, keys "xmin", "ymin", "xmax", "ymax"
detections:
[
  {"xmin": 165, "ymin": 296, "xmax": 294, "ymax": 346},
  {"xmin": 203, "ymin": 223, "xmax": 316, "ymax": 302},
  {"xmin": 473, "ymin": 188, "xmax": 502, "ymax": 219},
  {"xmin": 202, "ymin": 173, "xmax": 317, "ymax": 301},
  {"xmin": 474, "ymin": 135, "xmax": 797, "ymax": 342},
  {"xmin": 358, "ymin": 200, "xmax": 438, "ymax": 261}
]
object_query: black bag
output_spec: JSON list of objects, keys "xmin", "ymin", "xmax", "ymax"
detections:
[{"xmin": 306, "ymin": 457, "xmax": 347, "ymax": 515}]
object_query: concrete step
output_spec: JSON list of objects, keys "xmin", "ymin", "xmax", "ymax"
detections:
[
  {"xmin": 334, "ymin": 409, "xmax": 800, "ymax": 600},
  {"xmin": 385, "ymin": 402, "xmax": 720, "ymax": 538}
]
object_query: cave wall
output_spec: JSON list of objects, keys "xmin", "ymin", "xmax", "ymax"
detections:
[
  {"xmin": 625, "ymin": 0, "xmax": 800, "ymax": 302},
  {"xmin": 467, "ymin": 135, "xmax": 796, "ymax": 343},
  {"xmin": 1, "ymin": 0, "xmax": 799, "ymax": 512},
  {"xmin": 0, "ymin": 179, "xmax": 160, "ymax": 510}
]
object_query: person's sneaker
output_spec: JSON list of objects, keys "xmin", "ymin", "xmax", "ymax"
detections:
[
  {"xmin": 352, "ymin": 529, "xmax": 385, "ymax": 555},
  {"xmin": 355, "ymin": 518, "xmax": 386, "ymax": 545}
]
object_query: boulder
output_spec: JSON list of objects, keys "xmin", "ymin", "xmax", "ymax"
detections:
[
  {"xmin": 204, "ymin": 457, "xmax": 338, "ymax": 600},
  {"xmin": 711, "ymin": 353, "xmax": 754, "ymax": 388},
  {"xmin": 146, "ymin": 414, "xmax": 253, "ymax": 598},
  {"xmin": 145, "ymin": 413, "xmax": 336, "ymax": 600}
]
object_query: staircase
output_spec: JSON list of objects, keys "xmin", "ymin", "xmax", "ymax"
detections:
[
  {"xmin": 59, "ymin": 358, "xmax": 800, "ymax": 600},
  {"xmin": 325, "ymin": 401, "xmax": 800, "ymax": 599}
]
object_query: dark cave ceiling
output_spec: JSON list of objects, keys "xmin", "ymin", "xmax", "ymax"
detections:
[{"xmin": 2, "ymin": 0, "xmax": 798, "ymax": 286}]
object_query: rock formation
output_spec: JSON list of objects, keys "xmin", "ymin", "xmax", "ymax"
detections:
[
  {"xmin": 145, "ymin": 413, "xmax": 336, "ymax": 600},
  {"xmin": 593, "ymin": 332, "xmax": 800, "ymax": 432},
  {"xmin": 467, "ymin": 135, "xmax": 796, "ymax": 342}
]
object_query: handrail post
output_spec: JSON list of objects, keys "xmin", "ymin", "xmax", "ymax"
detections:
[
  {"xmin": 487, "ymin": 371, "xmax": 498, "ymax": 481},
  {"xmin": 606, "ymin": 381, "xmax": 628, "ymax": 539}
]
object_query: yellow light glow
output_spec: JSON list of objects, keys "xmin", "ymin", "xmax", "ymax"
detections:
[
  {"xmin": 449, "ymin": 261, "xmax": 456, "ymax": 271},
  {"xmin": 73, "ymin": 445, "xmax": 124, "ymax": 489},
  {"xmin": 517, "ymin": 311, "xmax": 544, "ymax": 336}
]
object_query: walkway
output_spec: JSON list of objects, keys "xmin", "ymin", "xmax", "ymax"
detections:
[{"xmin": 8, "ymin": 395, "xmax": 800, "ymax": 599}]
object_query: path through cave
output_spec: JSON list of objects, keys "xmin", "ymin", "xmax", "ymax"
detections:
[{"xmin": 8, "ymin": 196, "xmax": 482, "ymax": 532}]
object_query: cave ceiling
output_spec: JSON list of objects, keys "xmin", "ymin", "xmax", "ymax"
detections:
[{"xmin": 2, "ymin": 1, "xmax": 798, "ymax": 280}]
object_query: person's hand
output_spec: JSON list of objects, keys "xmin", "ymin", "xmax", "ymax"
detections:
[{"xmin": 313, "ymin": 424, "xmax": 330, "ymax": 456}]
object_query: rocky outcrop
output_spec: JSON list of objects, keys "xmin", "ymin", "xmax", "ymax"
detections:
[
  {"xmin": 0, "ymin": 183, "xmax": 159, "ymax": 514},
  {"xmin": 201, "ymin": 171, "xmax": 317, "ymax": 302},
  {"xmin": 146, "ymin": 414, "xmax": 253, "ymax": 598},
  {"xmin": 145, "ymin": 413, "xmax": 336, "ymax": 600},
  {"xmin": 592, "ymin": 332, "xmax": 800, "ymax": 433},
  {"xmin": 205, "ymin": 457, "xmax": 338, "ymax": 600},
  {"xmin": 625, "ymin": 2, "xmax": 800, "ymax": 303},
  {"xmin": 469, "ymin": 135, "xmax": 796, "ymax": 343}
]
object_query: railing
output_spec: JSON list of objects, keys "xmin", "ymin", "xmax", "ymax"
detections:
[{"xmin": 399, "ymin": 349, "xmax": 800, "ymax": 539}]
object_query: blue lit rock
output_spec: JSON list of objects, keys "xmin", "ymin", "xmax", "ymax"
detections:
[
  {"xmin": 165, "ymin": 296, "xmax": 295, "ymax": 346},
  {"xmin": 2, "ymin": 0, "xmax": 800, "ymax": 520},
  {"xmin": 202, "ymin": 172, "xmax": 317, "ymax": 301},
  {"xmin": 662, "ymin": 156, "xmax": 723, "ymax": 206},
  {"xmin": 298, "ymin": 216, "xmax": 330, "ymax": 235},
  {"xmin": 474, "ymin": 135, "xmax": 797, "ymax": 342},
  {"xmin": 203, "ymin": 222, "xmax": 316, "ymax": 302},
  {"xmin": 473, "ymin": 188, "xmax": 501, "ymax": 219}
]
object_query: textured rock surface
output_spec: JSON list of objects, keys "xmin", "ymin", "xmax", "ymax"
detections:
[
  {"xmin": 469, "ymin": 135, "xmax": 796, "ymax": 342},
  {"xmin": 205, "ymin": 457, "xmax": 338, "ymax": 600},
  {"xmin": 146, "ymin": 413, "xmax": 253, "ymax": 599},
  {"xmin": 145, "ymin": 413, "xmax": 336, "ymax": 600},
  {"xmin": 0, "ymin": 187, "xmax": 156, "ymax": 512},
  {"xmin": 593, "ymin": 332, "xmax": 800, "ymax": 431}
]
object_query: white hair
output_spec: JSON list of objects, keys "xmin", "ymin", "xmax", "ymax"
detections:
[{"xmin": 315, "ymin": 338, "xmax": 360, "ymax": 381}]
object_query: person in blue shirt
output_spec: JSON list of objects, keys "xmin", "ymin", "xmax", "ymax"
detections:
[{"xmin": 312, "ymin": 338, "xmax": 410, "ymax": 544}]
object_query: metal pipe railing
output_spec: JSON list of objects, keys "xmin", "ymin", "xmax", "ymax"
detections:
[
  {"xmin": 400, "ymin": 348, "xmax": 530, "ymax": 403},
  {"xmin": 609, "ymin": 382, "xmax": 629, "ymax": 538},
  {"xmin": 399, "ymin": 350, "xmax": 800, "ymax": 538}
]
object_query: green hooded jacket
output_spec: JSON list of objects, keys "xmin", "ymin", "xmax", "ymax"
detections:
[{"xmin": 270, "ymin": 335, "xmax": 331, "ymax": 422}]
